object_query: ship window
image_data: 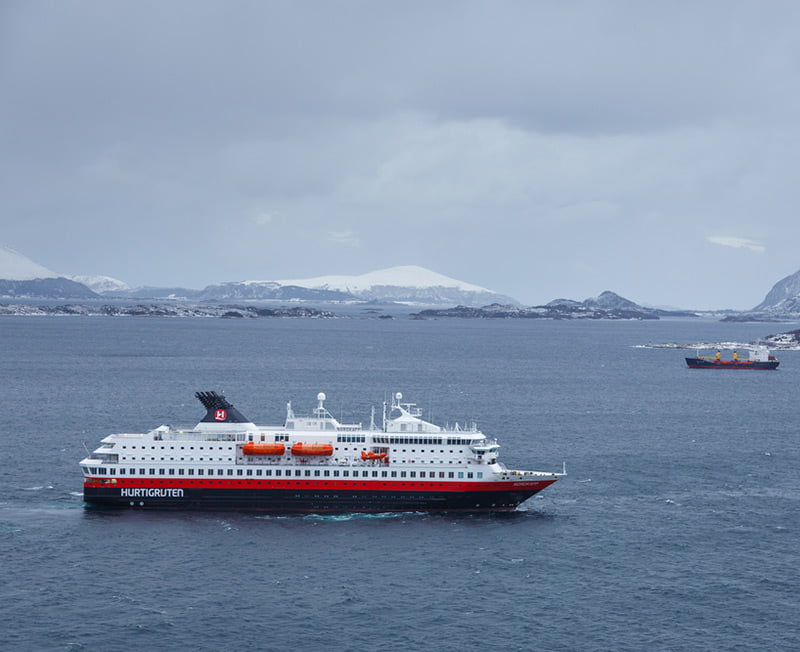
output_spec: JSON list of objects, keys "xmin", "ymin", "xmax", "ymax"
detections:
[
  {"xmin": 119, "ymin": 468, "xmax": 125, "ymax": 475},
  {"xmin": 236, "ymin": 470, "xmax": 243, "ymax": 476},
  {"xmin": 439, "ymin": 472, "xmax": 445, "ymax": 478},
  {"xmin": 314, "ymin": 470, "xmax": 320, "ymax": 477},
  {"xmin": 458, "ymin": 472, "xmax": 464, "ymax": 478},
  {"xmin": 129, "ymin": 468, "xmax": 135, "ymax": 474},
  {"xmin": 477, "ymin": 472, "xmax": 483, "ymax": 478},
  {"xmin": 467, "ymin": 472, "xmax": 473, "ymax": 478},
  {"xmin": 372, "ymin": 471, "xmax": 378, "ymax": 477},
  {"xmin": 448, "ymin": 472, "xmax": 454, "ymax": 478},
  {"xmin": 381, "ymin": 471, "xmax": 387, "ymax": 477},
  {"xmin": 410, "ymin": 472, "xmax": 416, "ymax": 478},
  {"xmin": 265, "ymin": 470, "xmax": 272, "ymax": 476},
  {"xmin": 343, "ymin": 471, "xmax": 349, "ymax": 477},
  {"xmin": 275, "ymin": 470, "xmax": 282, "ymax": 476},
  {"xmin": 324, "ymin": 470, "xmax": 330, "ymax": 477},
  {"xmin": 391, "ymin": 471, "xmax": 397, "ymax": 477},
  {"xmin": 304, "ymin": 470, "xmax": 311, "ymax": 477},
  {"xmin": 256, "ymin": 470, "xmax": 262, "ymax": 476},
  {"xmin": 188, "ymin": 469, "xmax": 194, "ymax": 476},
  {"xmin": 179, "ymin": 469, "xmax": 185, "ymax": 475},
  {"xmin": 333, "ymin": 471, "xmax": 339, "ymax": 477},
  {"xmin": 149, "ymin": 469, "xmax": 156, "ymax": 475},
  {"xmin": 169, "ymin": 469, "xmax": 175, "ymax": 475},
  {"xmin": 217, "ymin": 469, "xmax": 223, "ymax": 476},
  {"xmin": 159, "ymin": 469, "xmax": 166, "ymax": 475},
  {"xmin": 198, "ymin": 469, "xmax": 204, "ymax": 476},
  {"xmin": 400, "ymin": 472, "xmax": 407, "ymax": 478},
  {"xmin": 246, "ymin": 470, "xmax": 253, "ymax": 476},
  {"xmin": 295, "ymin": 470, "xmax": 302, "ymax": 476},
  {"xmin": 419, "ymin": 471, "xmax": 425, "ymax": 478},
  {"xmin": 227, "ymin": 469, "xmax": 234, "ymax": 476}
]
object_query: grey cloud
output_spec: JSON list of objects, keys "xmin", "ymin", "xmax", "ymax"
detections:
[{"xmin": 2, "ymin": 1, "xmax": 800, "ymax": 308}]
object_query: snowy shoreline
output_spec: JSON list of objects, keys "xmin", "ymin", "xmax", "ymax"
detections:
[{"xmin": 637, "ymin": 331, "xmax": 800, "ymax": 351}]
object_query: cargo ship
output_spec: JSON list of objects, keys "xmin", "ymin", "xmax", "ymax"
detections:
[
  {"xmin": 81, "ymin": 391, "xmax": 563, "ymax": 512},
  {"xmin": 685, "ymin": 347, "xmax": 779, "ymax": 370}
]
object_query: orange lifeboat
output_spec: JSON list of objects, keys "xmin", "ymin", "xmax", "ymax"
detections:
[
  {"xmin": 361, "ymin": 451, "xmax": 388, "ymax": 461},
  {"xmin": 291, "ymin": 443, "xmax": 334, "ymax": 456},
  {"xmin": 242, "ymin": 442, "xmax": 285, "ymax": 456}
]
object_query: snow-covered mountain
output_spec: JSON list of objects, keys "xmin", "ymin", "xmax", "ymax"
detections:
[
  {"xmin": 582, "ymin": 290, "xmax": 644, "ymax": 311},
  {"xmin": 68, "ymin": 275, "xmax": 131, "ymax": 294},
  {"xmin": 199, "ymin": 282, "xmax": 353, "ymax": 302},
  {"xmin": 0, "ymin": 245, "xmax": 58, "ymax": 279},
  {"xmin": 540, "ymin": 290, "xmax": 695, "ymax": 318},
  {"xmin": 266, "ymin": 265, "xmax": 519, "ymax": 306},
  {"xmin": 753, "ymin": 269, "xmax": 800, "ymax": 312},
  {"xmin": 0, "ymin": 245, "xmax": 99, "ymax": 298}
]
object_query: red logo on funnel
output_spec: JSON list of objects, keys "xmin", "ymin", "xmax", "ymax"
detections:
[{"xmin": 214, "ymin": 409, "xmax": 227, "ymax": 421}]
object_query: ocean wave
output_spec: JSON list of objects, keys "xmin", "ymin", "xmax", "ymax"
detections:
[{"xmin": 277, "ymin": 511, "xmax": 413, "ymax": 522}]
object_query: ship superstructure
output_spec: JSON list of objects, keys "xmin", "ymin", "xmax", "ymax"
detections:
[{"xmin": 81, "ymin": 391, "xmax": 563, "ymax": 512}]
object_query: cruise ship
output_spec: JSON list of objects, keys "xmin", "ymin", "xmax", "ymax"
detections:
[{"xmin": 81, "ymin": 391, "xmax": 563, "ymax": 512}]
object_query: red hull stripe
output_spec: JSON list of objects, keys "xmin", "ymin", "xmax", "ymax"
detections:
[{"xmin": 84, "ymin": 478, "xmax": 557, "ymax": 492}]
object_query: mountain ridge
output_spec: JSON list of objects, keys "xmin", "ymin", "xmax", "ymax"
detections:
[{"xmin": 413, "ymin": 290, "xmax": 696, "ymax": 320}]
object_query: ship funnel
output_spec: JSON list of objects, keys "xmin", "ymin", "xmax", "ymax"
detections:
[{"xmin": 195, "ymin": 391, "xmax": 251, "ymax": 423}]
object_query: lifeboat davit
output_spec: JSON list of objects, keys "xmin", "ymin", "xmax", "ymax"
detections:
[
  {"xmin": 242, "ymin": 442, "xmax": 286, "ymax": 456},
  {"xmin": 361, "ymin": 451, "xmax": 388, "ymax": 461},
  {"xmin": 291, "ymin": 443, "xmax": 334, "ymax": 456}
]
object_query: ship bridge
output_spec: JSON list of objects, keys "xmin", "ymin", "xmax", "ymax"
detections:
[
  {"xmin": 283, "ymin": 392, "xmax": 362, "ymax": 432},
  {"xmin": 384, "ymin": 393, "xmax": 442, "ymax": 434}
]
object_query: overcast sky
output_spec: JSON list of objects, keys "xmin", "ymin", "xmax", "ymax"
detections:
[{"xmin": 2, "ymin": 1, "xmax": 799, "ymax": 309}]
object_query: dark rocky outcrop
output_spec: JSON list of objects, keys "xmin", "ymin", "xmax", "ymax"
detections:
[{"xmin": 0, "ymin": 277, "xmax": 98, "ymax": 299}]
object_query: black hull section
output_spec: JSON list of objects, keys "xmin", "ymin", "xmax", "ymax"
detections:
[
  {"xmin": 84, "ymin": 486, "xmax": 547, "ymax": 513},
  {"xmin": 685, "ymin": 357, "xmax": 779, "ymax": 370}
]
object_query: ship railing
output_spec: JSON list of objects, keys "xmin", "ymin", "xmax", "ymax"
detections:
[
  {"xmin": 499, "ymin": 469, "xmax": 563, "ymax": 479},
  {"xmin": 155, "ymin": 431, "xmax": 241, "ymax": 442},
  {"xmin": 441, "ymin": 424, "xmax": 480, "ymax": 433},
  {"xmin": 470, "ymin": 438, "xmax": 499, "ymax": 450}
]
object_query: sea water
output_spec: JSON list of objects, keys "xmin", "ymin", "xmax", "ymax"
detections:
[{"xmin": 1, "ymin": 316, "xmax": 799, "ymax": 651}]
